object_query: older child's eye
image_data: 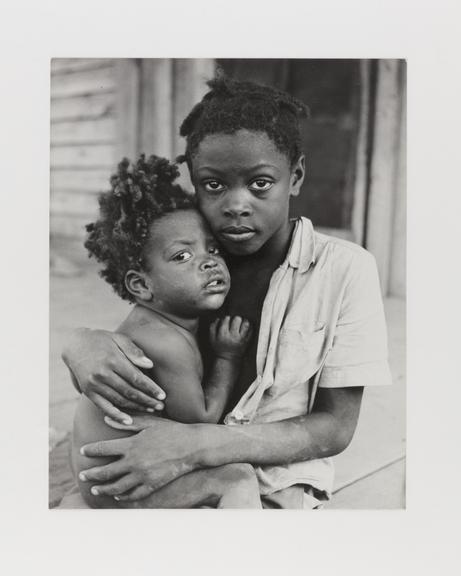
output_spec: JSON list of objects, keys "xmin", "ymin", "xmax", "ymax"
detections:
[
  {"xmin": 209, "ymin": 245, "xmax": 221, "ymax": 256},
  {"xmin": 249, "ymin": 179, "xmax": 273, "ymax": 193},
  {"xmin": 172, "ymin": 250, "xmax": 192, "ymax": 262},
  {"xmin": 204, "ymin": 180, "xmax": 225, "ymax": 194}
]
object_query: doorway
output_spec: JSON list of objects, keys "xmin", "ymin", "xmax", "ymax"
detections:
[{"xmin": 217, "ymin": 59, "xmax": 362, "ymax": 237}]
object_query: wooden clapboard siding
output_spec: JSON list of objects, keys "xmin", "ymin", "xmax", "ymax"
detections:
[
  {"xmin": 51, "ymin": 190, "xmax": 101, "ymax": 216},
  {"xmin": 51, "ymin": 144, "xmax": 114, "ymax": 168},
  {"xmin": 51, "ymin": 169, "xmax": 111, "ymax": 193},
  {"xmin": 51, "ymin": 59, "xmax": 118, "ymax": 240},
  {"xmin": 50, "ymin": 214, "xmax": 92, "ymax": 239},
  {"xmin": 51, "ymin": 58, "xmax": 112, "ymax": 74},
  {"xmin": 51, "ymin": 118, "xmax": 115, "ymax": 144},
  {"xmin": 51, "ymin": 93, "xmax": 115, "ymax": 122},
  {"xmin": 51, "ymin": 66, "xmax": 115, "ymax": 98}
]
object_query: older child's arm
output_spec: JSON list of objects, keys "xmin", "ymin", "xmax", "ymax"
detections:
[
  {"xmin": 138, "ymin": 316, "xmax": 251, "ymax": 424},
  {"xmin": 62, "ymin": 328, "xmax": 165, "ymax": 424},
  {"xmin": 79, "ymin": 386, "xmax": 363, "ymax": 500},
  {"xmin": 193, "ymin": 386, "xmax": 363, "ymax": 466}
]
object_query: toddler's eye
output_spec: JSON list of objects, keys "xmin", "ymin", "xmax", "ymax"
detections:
[
  {"xmin": 249, "ymin": 179, "xmax": 273, "ymax": 193},
  {"xmin": 173, "ymin": 250, "xmax": 192, "ymax": 262},
  {"xmin": 204, "ymin": 180, "xmax": 225, "ymax": 194}
]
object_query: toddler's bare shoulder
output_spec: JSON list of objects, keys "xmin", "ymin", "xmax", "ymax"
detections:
[{"xmin": 127, "ymin": 321, "xmax": 195, "ymax": 365}]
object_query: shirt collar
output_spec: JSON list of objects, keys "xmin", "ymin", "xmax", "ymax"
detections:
[{"xmin": 286, "ymin": 217, "xmax": 316, "ymax": 273}]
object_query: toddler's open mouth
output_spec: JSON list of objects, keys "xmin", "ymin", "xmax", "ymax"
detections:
[{"xmin": 204, "ymin": 275, "xmax": 228, "ymax": 293}]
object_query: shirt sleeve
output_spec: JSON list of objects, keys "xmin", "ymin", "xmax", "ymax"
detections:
[{"xmin": 319, "ymin": 249, "xmax": 393, "ymax": 388}]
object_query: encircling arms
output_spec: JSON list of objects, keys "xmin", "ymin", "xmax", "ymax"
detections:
[{"xmin": 78, "ymin": 385, "xmax": 363, "ymax": 501}]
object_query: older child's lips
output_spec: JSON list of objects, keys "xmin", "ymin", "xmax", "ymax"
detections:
[{"xmin": 220, "ymin": 226, "xmax": 256, "ymax": 243}]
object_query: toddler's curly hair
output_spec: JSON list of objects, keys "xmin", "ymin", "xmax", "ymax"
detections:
[
  {"xmin": 85, "ymin": 154, "xmax": 195, "ymax": 303},
  {"xmin": 179, "ymin": 73, "xmax": 310, "ymax": 168}
]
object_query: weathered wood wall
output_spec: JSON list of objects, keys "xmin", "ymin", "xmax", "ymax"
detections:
[
  {"xmin": 50, "ymin": 58, "xmax": 118, "ymax": 240},
  {"xmin": 50, "ymin": 58, "xmax": 215, "ymax": 244}
]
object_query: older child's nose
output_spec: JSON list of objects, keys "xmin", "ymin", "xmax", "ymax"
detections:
[
  {"xmin": 223, "ymin": 190, "xmax": 251, "ymax": 218},
  {"xmin": 224, "ymin": 206, "xmax": 251, "ymax": 218}
]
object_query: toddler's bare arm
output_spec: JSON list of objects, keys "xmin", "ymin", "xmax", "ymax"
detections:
[{"xmin": 131, "ymin": 316, "xmax": 251, "ymax": 424}]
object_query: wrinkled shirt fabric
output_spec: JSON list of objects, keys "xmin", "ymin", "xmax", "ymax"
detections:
[{"xmin": 224, "ymin": 218, "xmax": 392, "ymax": 506}]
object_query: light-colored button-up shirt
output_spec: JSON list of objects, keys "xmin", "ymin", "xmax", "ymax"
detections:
[{"xmin": 224, "ymin": 217, "xmax": 392, "ymax": 501}]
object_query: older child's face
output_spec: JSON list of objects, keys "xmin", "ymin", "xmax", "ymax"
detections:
[
  {"xmin": 142, "ymin": 210, "xmax": 230, "ymax": 316},
  {"xmin": 191, "ymin": 130, "xmax": 304, "ymax": 257}
]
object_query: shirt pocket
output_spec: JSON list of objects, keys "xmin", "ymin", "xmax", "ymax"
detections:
[{"xmin": 274, "ymin": 325, "xmax": 326, "ymax": 386}]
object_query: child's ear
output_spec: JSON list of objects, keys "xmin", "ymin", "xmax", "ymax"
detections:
[
  {"xmin": 289, "ymin": 155, "xmax": 306, "ymax": 197},
  {"xmin": 125, "ymin": 270, "xmax": 153, "ymax": 302}
]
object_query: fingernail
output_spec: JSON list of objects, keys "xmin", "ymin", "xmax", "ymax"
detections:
[
  {"xmin": 91, "ymin": 487, "xmax": 99, "ymax": 496},
  {"xmin": 122, "ymin": 417, "xmax": 133, "ymax": 425},
  {"xmin": 114, "ymin": 496, "xmax": 121, "ymax": 501},
  {"xmin": 156, "ymin": 392, "xmax": 166, "ymax": 400},
  {"xmin": 155, "ymin": 403, "xmax": 164, "ymax": 411},
  {"xmin": 79, "ymin": 472, "xmax": 87, "ymax": 482},
  {"xmin": 146, "ymin": 408, "xmax": 155, "ymax": 413},
  {"xmin": 79, "ymin": 447, "xmax": 86, "ymax": 456}
]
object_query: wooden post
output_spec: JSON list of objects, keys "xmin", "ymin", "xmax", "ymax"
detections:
[
  {"xmin": 173, "ymin": 59, "xmax": 216, "ymax": 190},
  {"xmin": 366, "ymin": 60, "xmax": 403, "ymax": 295},
  {"xmin": 351, "ymin": 59, "xmax": 371, "ymax": 246},
  {"xmin": 139, "ymin": 59, "xmax": 174, "ymax": 158},
  {"xmin": 114, "ymin": 59, "xmax": 140, "ymax": 161},
  {"xmin": 389, "ymin": 65, "xmax": 406, "ymax": 297}
]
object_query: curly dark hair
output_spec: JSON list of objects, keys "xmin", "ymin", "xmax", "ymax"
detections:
[
  {"xmin": 85, "ymin": 154, "xmax": 196, "ymax": 303},
  {"xmin": 179, "ymin": 73, "xmax": 310, "ymax": 169}
]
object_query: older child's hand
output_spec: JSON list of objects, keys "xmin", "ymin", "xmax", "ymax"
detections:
[
  {"xmin": 79, "ymin": 418, "xmax": 198, "ymax": 500},
  {"xmin": 209, "ymin": 316, "xmax": 252, "ymax": 360},
  {"xmin": 62, "ymin": 328, "xmax": 166, "ymax": 424}
]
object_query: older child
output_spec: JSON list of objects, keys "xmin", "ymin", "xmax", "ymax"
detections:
[
  {"xmin": 72, "ymin": 155, "xmax": 262, "ymax": 508},
  {"xmin": 66, "ymin": 76, "xmax": 392, "ymax": 509}
]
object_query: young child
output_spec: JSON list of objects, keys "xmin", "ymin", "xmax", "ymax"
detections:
[
  {"xmin": 72, "ymin": 154, "xmax": 263, "ymax": 508},
  {"xmin": 69, "ymin": 76, "xmax": 392, "ymax": 509}
]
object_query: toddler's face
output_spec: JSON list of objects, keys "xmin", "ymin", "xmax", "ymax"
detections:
[
  {"xmin": 142, "ymin": 209, "xmax": 230, "ymax": 316},
  {"xmin": 191, "ymin": 129, "xmax": 303, "ymax": 256}
]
